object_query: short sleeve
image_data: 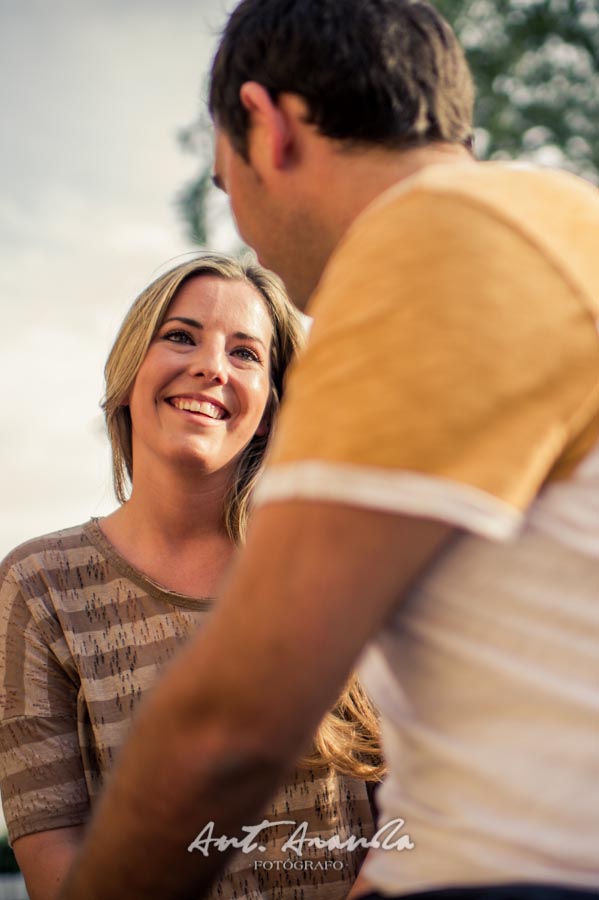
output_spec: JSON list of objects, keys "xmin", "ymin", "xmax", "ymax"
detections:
[
  {"xmin": 0, "ymin": 561, "xmax": 90, "ymax": 842},
  {"xmin": 256, "ymin": 187, "xmax": 599, "ymax": 539}
]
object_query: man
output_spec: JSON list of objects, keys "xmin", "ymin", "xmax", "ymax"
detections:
[{"xmin": 61, "ymin": 1, "xmax": 599, "ymax": 898}]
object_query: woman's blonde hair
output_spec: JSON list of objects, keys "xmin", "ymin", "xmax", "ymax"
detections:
[
  {"xmin": 103, "ymin": 252, "xmax": 384, "ymax": 782},
  {"xmin": 305, "ymin": 675, "xmax": 384, "ymax": 781}
]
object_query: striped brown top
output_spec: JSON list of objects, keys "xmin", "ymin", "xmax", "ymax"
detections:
[{"xmin": 0, "ymin": 520, "xmax": 374, "ymax": 899}]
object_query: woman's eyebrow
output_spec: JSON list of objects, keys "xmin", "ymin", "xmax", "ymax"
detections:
[
  {"xmin": 234, "ymin": 331, "xmax": 268, "ymax": 352},
  {"xmin": 163, "ymin": 316, "xmax": 202, "ymax": 329}
]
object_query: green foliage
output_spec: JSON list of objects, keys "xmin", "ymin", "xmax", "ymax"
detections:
[
  {"xmin": 176, "ymin": 166, "xmax": 212, "ymax": 246},
  {"xmin": 177, "ymin": 0, "xmax": 599, "ymax": 244},
  {"xmin": 176, "ymin": 117, "xmax": 248, "ymax": 256},
  {"xmin": 435, "ymin": 0, "xmax": 599, "ymax": 181},
  {"xmin": 176, "ymin": 118, "xmax": 214, "ymax": 246},
  {"xmin": 0, "ymin": 833, "xmax": 19, "ymax": 874}
]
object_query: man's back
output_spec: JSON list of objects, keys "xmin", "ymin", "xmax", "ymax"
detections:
[{"xmin": 259, "ymin": 161, "xmax": 599, "ymax": 892}]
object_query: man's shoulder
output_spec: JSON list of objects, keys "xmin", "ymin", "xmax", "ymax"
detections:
[
  {"xmin": 386, "ymin": 159, "xmax": 597, "ymax": 207},
  {"xmin": 324, "ymin": 160, "xmax": 599, "ymax": 321},
  {"xmin": 366, "ymin": 161, "xmax": 599, "ymax": 233}
]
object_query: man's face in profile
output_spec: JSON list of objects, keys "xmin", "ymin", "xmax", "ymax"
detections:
[
  {"xmin": 213, "ymin": 127, "xmax": 265, "ymax": 263},
  {"xmin": 212, "ymin": 124, "xmax": 328, "ymax": 312}
]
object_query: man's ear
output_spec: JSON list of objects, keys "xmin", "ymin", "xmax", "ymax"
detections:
[{"xmin": 239, "ymin": 81, "xmax": 294, "ymax": 171}]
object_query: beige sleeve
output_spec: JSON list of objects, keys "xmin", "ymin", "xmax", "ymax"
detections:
[
  {"xmin": 0, "ymin": 566, "xmax": 90, "ymax": 843},
  {"xmin": 258, "ymin": 189, "xmax": 599, "ymax": 538}
]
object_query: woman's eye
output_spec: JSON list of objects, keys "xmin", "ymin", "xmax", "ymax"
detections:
[
  {"xmin": 162, "ymin": 329, "xmax": 194, "ymax": 345},
  {"xmin": 233, "ymin": 347, "xmax": 260, "ymax": 363}
]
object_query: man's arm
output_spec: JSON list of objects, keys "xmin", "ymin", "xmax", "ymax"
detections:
[{"xmin": 60, "ymin": 501, "xmax": 454, "ymax": 900}]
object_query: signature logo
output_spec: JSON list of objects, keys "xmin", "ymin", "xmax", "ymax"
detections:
[{"xmin": 188, "ymin": 818, "xmax": 414, "ymax": 856}]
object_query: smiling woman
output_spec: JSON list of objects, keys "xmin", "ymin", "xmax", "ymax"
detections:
[
  {"xmin": 0, "ymin": 253, "xmax": 382, "ymax": 900},
  {"xmin": 120, "ymin": 273, "xmax": 274, "ymax": 535}
]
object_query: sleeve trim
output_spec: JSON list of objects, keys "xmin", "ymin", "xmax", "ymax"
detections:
[
  {"xmin": 254, "ymin": 461, "xmax": 523, "ymax": 541},
  {"xmin": 7, "ymin": 805, "xmax": 89, "ymax": 844}
]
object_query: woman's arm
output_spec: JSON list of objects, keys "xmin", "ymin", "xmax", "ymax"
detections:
[
  {"xmin": 0, "ymin": 557, "xmax": 90, "ymax": 895},
  {"xmin": 14, "ymin": 826, "xmax": 86, "ymax": 900}
]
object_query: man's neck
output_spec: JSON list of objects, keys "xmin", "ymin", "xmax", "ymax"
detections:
[
  {"xmin": 327, "ymin": 142, "xmax": 476, "ymax": 242},
  {"xmin": 288, "ymin": 140, "xmax": 475, "ymax": 309}
]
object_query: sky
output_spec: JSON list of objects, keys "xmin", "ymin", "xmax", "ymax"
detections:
[
  {"xmin": 0, "ymin": 0, "xmax": 240, "ymax": 835},
  {"xmin": 0, "ymin": 0, "xmax": 238, "ymax": 563}
]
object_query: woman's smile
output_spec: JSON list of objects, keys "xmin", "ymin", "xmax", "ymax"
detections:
[{"xmin": 166, "ymin": 395, "xmax": 230, "ymax": 421}]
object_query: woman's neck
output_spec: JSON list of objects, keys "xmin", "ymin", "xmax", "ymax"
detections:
[{"xmin": 100, "ymin": 463, "xmax": 237, "ymax": 599}]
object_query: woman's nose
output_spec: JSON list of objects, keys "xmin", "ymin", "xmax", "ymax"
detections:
[{"xmin": 187, "ymin": 345, "xmax": 227, "ymax": 383}]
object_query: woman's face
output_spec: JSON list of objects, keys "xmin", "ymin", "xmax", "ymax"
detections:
[{"xmin": 127, "ymin": 275, "xmax": 274, "ymax": 481}]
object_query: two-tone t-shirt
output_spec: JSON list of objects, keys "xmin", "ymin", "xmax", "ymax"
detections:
[{"xmin": 255, "ymin": 162, "xmax": 599, "ymax": 892}]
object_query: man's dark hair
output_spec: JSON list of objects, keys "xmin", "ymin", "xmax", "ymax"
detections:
[{"xmin": 209, "ymin": 0, "xmax": 475, "ymax": 158}]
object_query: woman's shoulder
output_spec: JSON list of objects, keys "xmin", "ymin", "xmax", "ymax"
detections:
[{"xmin": 0, "ymin": 521, "xmax": 94, "ymax": 585}]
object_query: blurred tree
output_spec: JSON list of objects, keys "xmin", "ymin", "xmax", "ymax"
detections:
[
  {"xmin": 436, "ymin": 0, "xmax": 599, "ymax": 181},
  {"xmin": 176, "ymin": 115, "xmax": 214, "ymax": 248},
  {"xmin": 177, "ymin": 0, "xmax": 599, "ymax": 245}
]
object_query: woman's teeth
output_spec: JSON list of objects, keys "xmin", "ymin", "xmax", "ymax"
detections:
[{"xmin": 170, "ymin": 398, "xmax": 226, "ymax": 419}]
